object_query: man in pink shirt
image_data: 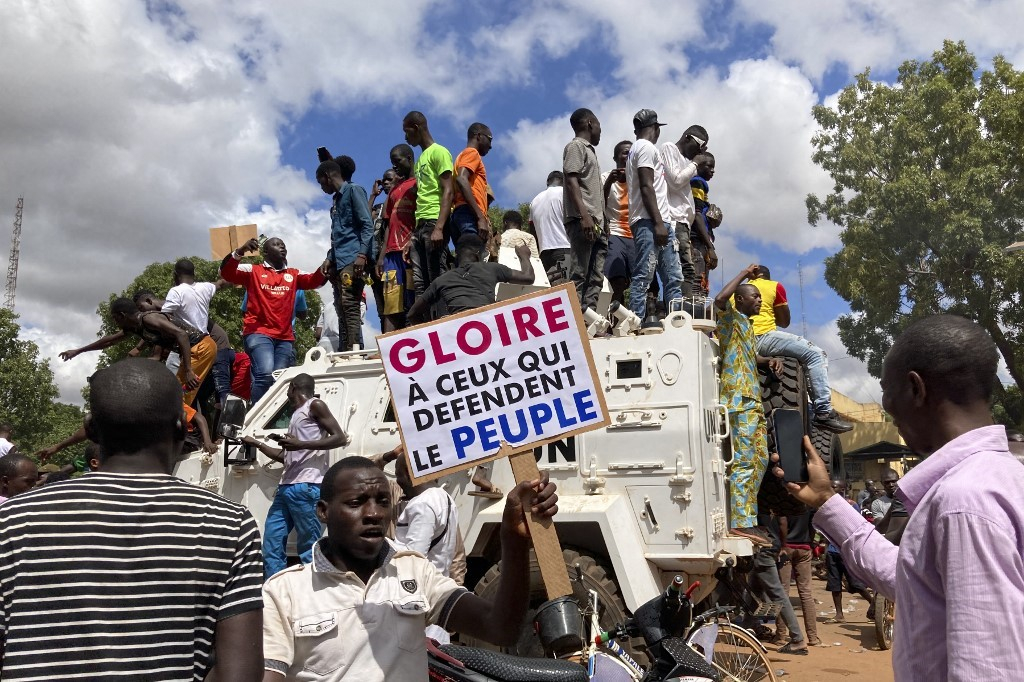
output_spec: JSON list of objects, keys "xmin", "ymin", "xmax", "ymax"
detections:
[{"xmin": 776, "ymin": 314, "xmax": 1024, "ymax": 681}]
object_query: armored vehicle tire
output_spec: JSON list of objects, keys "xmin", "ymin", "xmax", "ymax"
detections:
[
  {"xmin": 757, "ymin": 357, "xmax": 837, "ymax": 518},
  {"xmin": 460, "ymin": 548, "xmax": 648, "ymax": 667}
]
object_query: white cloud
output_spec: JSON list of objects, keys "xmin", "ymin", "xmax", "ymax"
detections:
[
  {"xmin": 733, "ymin": 0, "xmax": 1024, "ymax": 81},
  {"xmin": 4, "ymin": 0, "xmax": 1021, "ymax": 407},
  {"xmin": 808, "ymin": 319, "xmax": 882, "ymax": 406}
]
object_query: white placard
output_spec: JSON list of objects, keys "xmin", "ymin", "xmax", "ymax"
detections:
[{"xmin": 377, "ymin": 284, "xmax": 608, "ymax": 482}]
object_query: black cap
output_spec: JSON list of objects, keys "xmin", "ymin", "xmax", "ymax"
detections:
[{"xmin": 633, "ymin": 109, "xmax": 667, "ymax": 130}]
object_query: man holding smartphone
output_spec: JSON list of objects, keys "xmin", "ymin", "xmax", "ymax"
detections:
[{"xmin": 243, "ymin": 373, "xmax": 349, "ymax": 579}]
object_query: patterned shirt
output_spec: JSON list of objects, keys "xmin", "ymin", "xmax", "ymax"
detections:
[
  {"xmin": 0, "ymin": 473, "xmax": 264, "ymax": 681},
  {"xmin": 717, "ymin": 299, "xmax": 760, "ymax": 410}
]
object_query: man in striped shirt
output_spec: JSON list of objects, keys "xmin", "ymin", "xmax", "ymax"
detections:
[{"xmin": 0, "ymin": 359, "xmax": 264, "ymax": 681}]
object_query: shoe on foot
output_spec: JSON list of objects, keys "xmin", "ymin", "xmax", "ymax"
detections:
[
  {"xmin": 813, "ymin": 410, "xmax": 853, "ymax": 434},
  {"xmin": 778, "ymin": 642, "xmax": 809, "ymax": 655}
]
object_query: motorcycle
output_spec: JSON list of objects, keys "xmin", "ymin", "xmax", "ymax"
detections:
[{"xmin": 428, "ymin": 575, "xmax": 776, "ymax": 682}]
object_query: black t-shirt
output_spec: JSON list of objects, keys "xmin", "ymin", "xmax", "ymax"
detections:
[
  {"xmin": 784, "ymin": 510, "xmax": 813, "ymax": 546},
  {"xmin": 421, "ymin": 262, "xmax": 515, "ymax": 314}
]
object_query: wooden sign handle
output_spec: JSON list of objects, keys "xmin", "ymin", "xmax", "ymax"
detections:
[{"xmin": 506, "ymin": 447, "xmax": 573, "ymax": 600}]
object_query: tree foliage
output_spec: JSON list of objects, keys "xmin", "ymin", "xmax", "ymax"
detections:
[
  {"xmin": 90, "ymin": 256, "xmax": 322, "ymax": 370},
  {"xmin": 809, "ymin": 41, "xmax": 1024, "ymax": 391},
  {"xmin": 0, "ymin": 308, "xmax": 85, "ymax": 462}
]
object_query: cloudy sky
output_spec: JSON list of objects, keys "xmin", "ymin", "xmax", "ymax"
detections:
[{"xmin": 3, "ymin": 0, "xmax": 1022, "ymax": 406}]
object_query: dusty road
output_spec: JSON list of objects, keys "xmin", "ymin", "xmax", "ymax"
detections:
[{"xmin": 761, "ymin": 575, "xmax": 894, "ymax": 681}]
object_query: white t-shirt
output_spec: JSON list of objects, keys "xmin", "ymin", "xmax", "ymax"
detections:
[
  {"xmin": 529, "ymin": 186, "xmax": 569, "ymax": 252},
  {"xmin": 395, "ymin": 487, "xmax": 458, "ymax": 578},
  {"xmin": 627, "ymin": 138, "xmax": 670, "ymax": 225},
  {"xmin": 0, "ymin": 437, "xmax": 14, "ymax": 458},
  {"xmin": 660, "ymin": 142, "xmax": 698, "ymax": 225},
  {"xmin": 162, "ymin": 282, "xmax": 216, "ymax": 332}
]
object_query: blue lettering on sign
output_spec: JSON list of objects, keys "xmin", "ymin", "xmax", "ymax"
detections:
[{"xmin": 448, "ymin": 391, "xmax": 601, "ymax": 461}]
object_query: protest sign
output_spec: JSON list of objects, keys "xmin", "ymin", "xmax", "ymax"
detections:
[{"xmin": 377, "ymin": 283, "xmax": 609, "ymax": 484}]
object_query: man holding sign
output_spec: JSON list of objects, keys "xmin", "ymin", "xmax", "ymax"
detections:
[{"xmin": 262, "ymin": 456, "xmax": 558, "ymax": 681}]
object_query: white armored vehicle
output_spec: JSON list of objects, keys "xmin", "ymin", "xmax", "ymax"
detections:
[{"xmin": 172, "ymin": 257, "xmax": 824, "ymax": 656}]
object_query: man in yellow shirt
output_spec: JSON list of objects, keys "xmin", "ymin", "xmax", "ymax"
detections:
[{"xmin": 748, "ymin": 266, "xmax": 852, "ymax": 433}]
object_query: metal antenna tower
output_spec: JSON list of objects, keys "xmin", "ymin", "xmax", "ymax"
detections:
[
  {"xmin": 797, "ymin": 259, "xmax": 808, "ymax": 338},
  {"xmin": 5, "ymin": 197, "xmax": 24, "ymax": 311}
]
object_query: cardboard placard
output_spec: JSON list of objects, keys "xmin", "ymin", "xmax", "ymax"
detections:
[
  {"xmin": 209, "ymin": 224, "xmax": 258, "ymax": 260},
  {"xmin": 377, "ymin": 283, "xmax": 609, "ymax": 484}
]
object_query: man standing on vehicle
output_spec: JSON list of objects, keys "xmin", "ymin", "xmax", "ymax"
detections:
[
  {"xmin": 715, "ymin": 264, "xmax": 780, "ymax": 546},
  {"xmin": 627, "ymin": 109, "xmax": 683, "ymax": 320},
  {"xmin": 451, "ymin": 122, "xmax": 493, "ymax": 244},
  {"xmin": 242, "ymin": 373, "xmax": 349, "ymax": 579},
  {"xmin": 775, "ymin": 314, "xmax": 1024, "ymax": 681},
  {"xmin": 0, "ymin": 423, "xmax": 16, "ymax": 458},
  {"xmin": 262, "ymin": 456, "xmax": 558, "ymax": 681},
  {"xmin": 661, "ymin": 124, "xmax": 713, "ymax": 298},
  {"xmin": 562, "ymin": 108, "xmax": 606, "ymax": 312},
  {"xmin": 747, "ymin": 266, "xmax": 852, "ymax": 434},
  {"xmin": 530, "ymin": 171, "xmax": 568, "ymax": 276},
  {"xmin": 220, "ymin": 237, "xmax": 329, "ymax": 403},
  {"xmin": 317, "ymin": 155, "xmax": 375, "ymax": 352},
  {"xmin": 403, "ymin": 111, "xmax": 455, "ymax": 310}
]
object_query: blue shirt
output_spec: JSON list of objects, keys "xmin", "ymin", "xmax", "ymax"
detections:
[{"xmin": 327, "ymin": 182, "xmax": 374, "ymax": 269}]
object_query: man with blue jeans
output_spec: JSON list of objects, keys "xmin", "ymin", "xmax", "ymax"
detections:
[
  {"xmin": 221, "ymin": 237, "xmax": 328, "ymax": 403},
  {"xmin": 626, "ymin": 109, "xmax": 683, "ymax": 319},
  {"xmin": 748, "ymin": 266, "xmax": 852, "ymax": 433},
  {"xmin": 317, "ymin": 155, "xmax": 375, "ymax": 352},
  {"xmin": 243, "ymin": 373, "xmax": 349, "ymax": 578}
]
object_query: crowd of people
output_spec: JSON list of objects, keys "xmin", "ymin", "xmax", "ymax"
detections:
[{"xmin": 1, "ymin": 106, "xmax": 1023, "ymax": 682}]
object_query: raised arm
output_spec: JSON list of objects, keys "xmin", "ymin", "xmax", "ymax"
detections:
[
  {"xmin": 714, "ymin": 264, "xmax": 759, "ymax": 311},
  {"xmin": 505, "ymin": 244, "xmax": 536, "ymax": 285},
  {"xmin": 35, "ymin": 426, "xmax": 88, "ymax": 462},
  {"xmin": 446, "ymin": 474, "xmax": 558, "ymax": 645},
  {"xmin": 220, "ymin": 238, "xmax": 261, "ymax": 285},
  {"xmin": 60, "ymin": 330, "xmax": 128, "ymax": 361}
]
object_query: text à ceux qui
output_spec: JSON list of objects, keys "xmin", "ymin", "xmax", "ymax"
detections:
[{"xmin": 386, "ymin": 297, "xmax": 601, "ymax": 472}]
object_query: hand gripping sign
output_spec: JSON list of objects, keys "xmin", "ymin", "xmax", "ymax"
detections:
[{"xmin": 378, "ymin": 283, "xmax": 609, "ymax": 598}]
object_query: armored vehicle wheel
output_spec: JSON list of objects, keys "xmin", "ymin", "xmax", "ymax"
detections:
[
  {"xmin": 757, "ymin": 357, "xmax": 838, "ymax": 517},
  {"xmin": 460, "ymin": 548, "xmax": 648, "ymax": 667}
]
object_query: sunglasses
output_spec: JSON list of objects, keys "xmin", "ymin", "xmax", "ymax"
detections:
[{"xmin": 687, "ymin": 134, "xmax": 708, "ymax": 150}]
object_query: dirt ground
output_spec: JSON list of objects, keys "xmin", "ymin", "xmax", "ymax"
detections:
[{"xmin": 761, "ymin": 575, "xmax": 894, "ymax": 681}]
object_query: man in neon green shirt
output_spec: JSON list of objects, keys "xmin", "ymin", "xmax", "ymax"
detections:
[{"xmin": 403, "ymin": 111, "xmax": 455, "ymax": 316}]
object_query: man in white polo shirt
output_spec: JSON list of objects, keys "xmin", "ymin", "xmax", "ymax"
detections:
[{"xmin": 262, "ymin": 456, "xmax": 559, "ymax": 681}]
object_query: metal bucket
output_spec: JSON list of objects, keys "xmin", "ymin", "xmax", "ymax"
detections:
[{"xmin": 533, "ymin": 596, "xmax": 583, "ymax": 657}]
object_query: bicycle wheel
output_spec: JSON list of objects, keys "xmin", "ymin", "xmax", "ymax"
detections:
[
  {"xmin": 706, "ymin": 622, "xmax": 778, "ymax": 682},
  {"xmin": 874, "ymin": 594, "xmax": 895, "ymax": 650}
]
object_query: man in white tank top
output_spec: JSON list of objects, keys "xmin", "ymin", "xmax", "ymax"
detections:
[{"xmin": 243, "ymin": 373, "xmax": 349, "ymax": 579}]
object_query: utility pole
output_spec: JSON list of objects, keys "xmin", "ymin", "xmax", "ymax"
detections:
[
  {"xmin": 5, "ymin": 197, "xmax": 23, "ymax": 311},
  {"xmin": 797, "ymin": 259, "xmax": 808, "ymax": 338}
]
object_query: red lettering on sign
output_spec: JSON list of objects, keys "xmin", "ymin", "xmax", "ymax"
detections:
[{"xmin": 542, "ymin": 296, "xmax": 569, "ymax": 332}]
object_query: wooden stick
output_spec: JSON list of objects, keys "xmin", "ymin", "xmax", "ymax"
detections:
[{"xmin": 506, "ymin": 446, "xmax": 573, "ymax": 600}]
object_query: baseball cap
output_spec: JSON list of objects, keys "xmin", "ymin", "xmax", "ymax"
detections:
[{"xmin": 633, "ymin": 109, "xmax": 667, "ymax": 130}]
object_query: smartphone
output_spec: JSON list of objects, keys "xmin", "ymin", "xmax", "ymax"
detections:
[{"xmin": 773, "ymin": 408, "xmax": 808, "ymax": 483}]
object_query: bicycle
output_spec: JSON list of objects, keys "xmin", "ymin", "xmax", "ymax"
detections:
[{"xmin": 428, "ymin": 575, "xmax": 777, "ymax": 682}]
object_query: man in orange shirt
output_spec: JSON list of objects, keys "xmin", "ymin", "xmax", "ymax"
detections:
[{"xmin": 450, "ymin": 122, "xmax": 493, "ymax": 246}]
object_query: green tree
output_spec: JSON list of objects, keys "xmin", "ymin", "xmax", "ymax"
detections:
[
  {"xmin": 87, "ymin": 256, "xmax": 322, "ymax": 370},
  {"xmin": 488, "ymin": 202, "xmax": 532, "ymax": 235},
  {"xmin": 0, "ymin": 308, "xmax": 85, "ymax": 461},
  {"xmin": 809, "ymin": 41, "xmax": 1024, "ymax": 389}
]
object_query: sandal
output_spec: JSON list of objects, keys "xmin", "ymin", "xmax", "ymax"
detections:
[
  {"xmin": 778, "ymin": 642, "xmax": 809, "ymax": 655},
  {"xmin": 823, "ymin": 617, "xmax": 845, "ymax": 624}
]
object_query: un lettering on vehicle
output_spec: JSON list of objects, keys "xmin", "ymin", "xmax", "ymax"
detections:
[{"xmin": 377, "ymin": 284, "xmax": 607, "ymax": 483}]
